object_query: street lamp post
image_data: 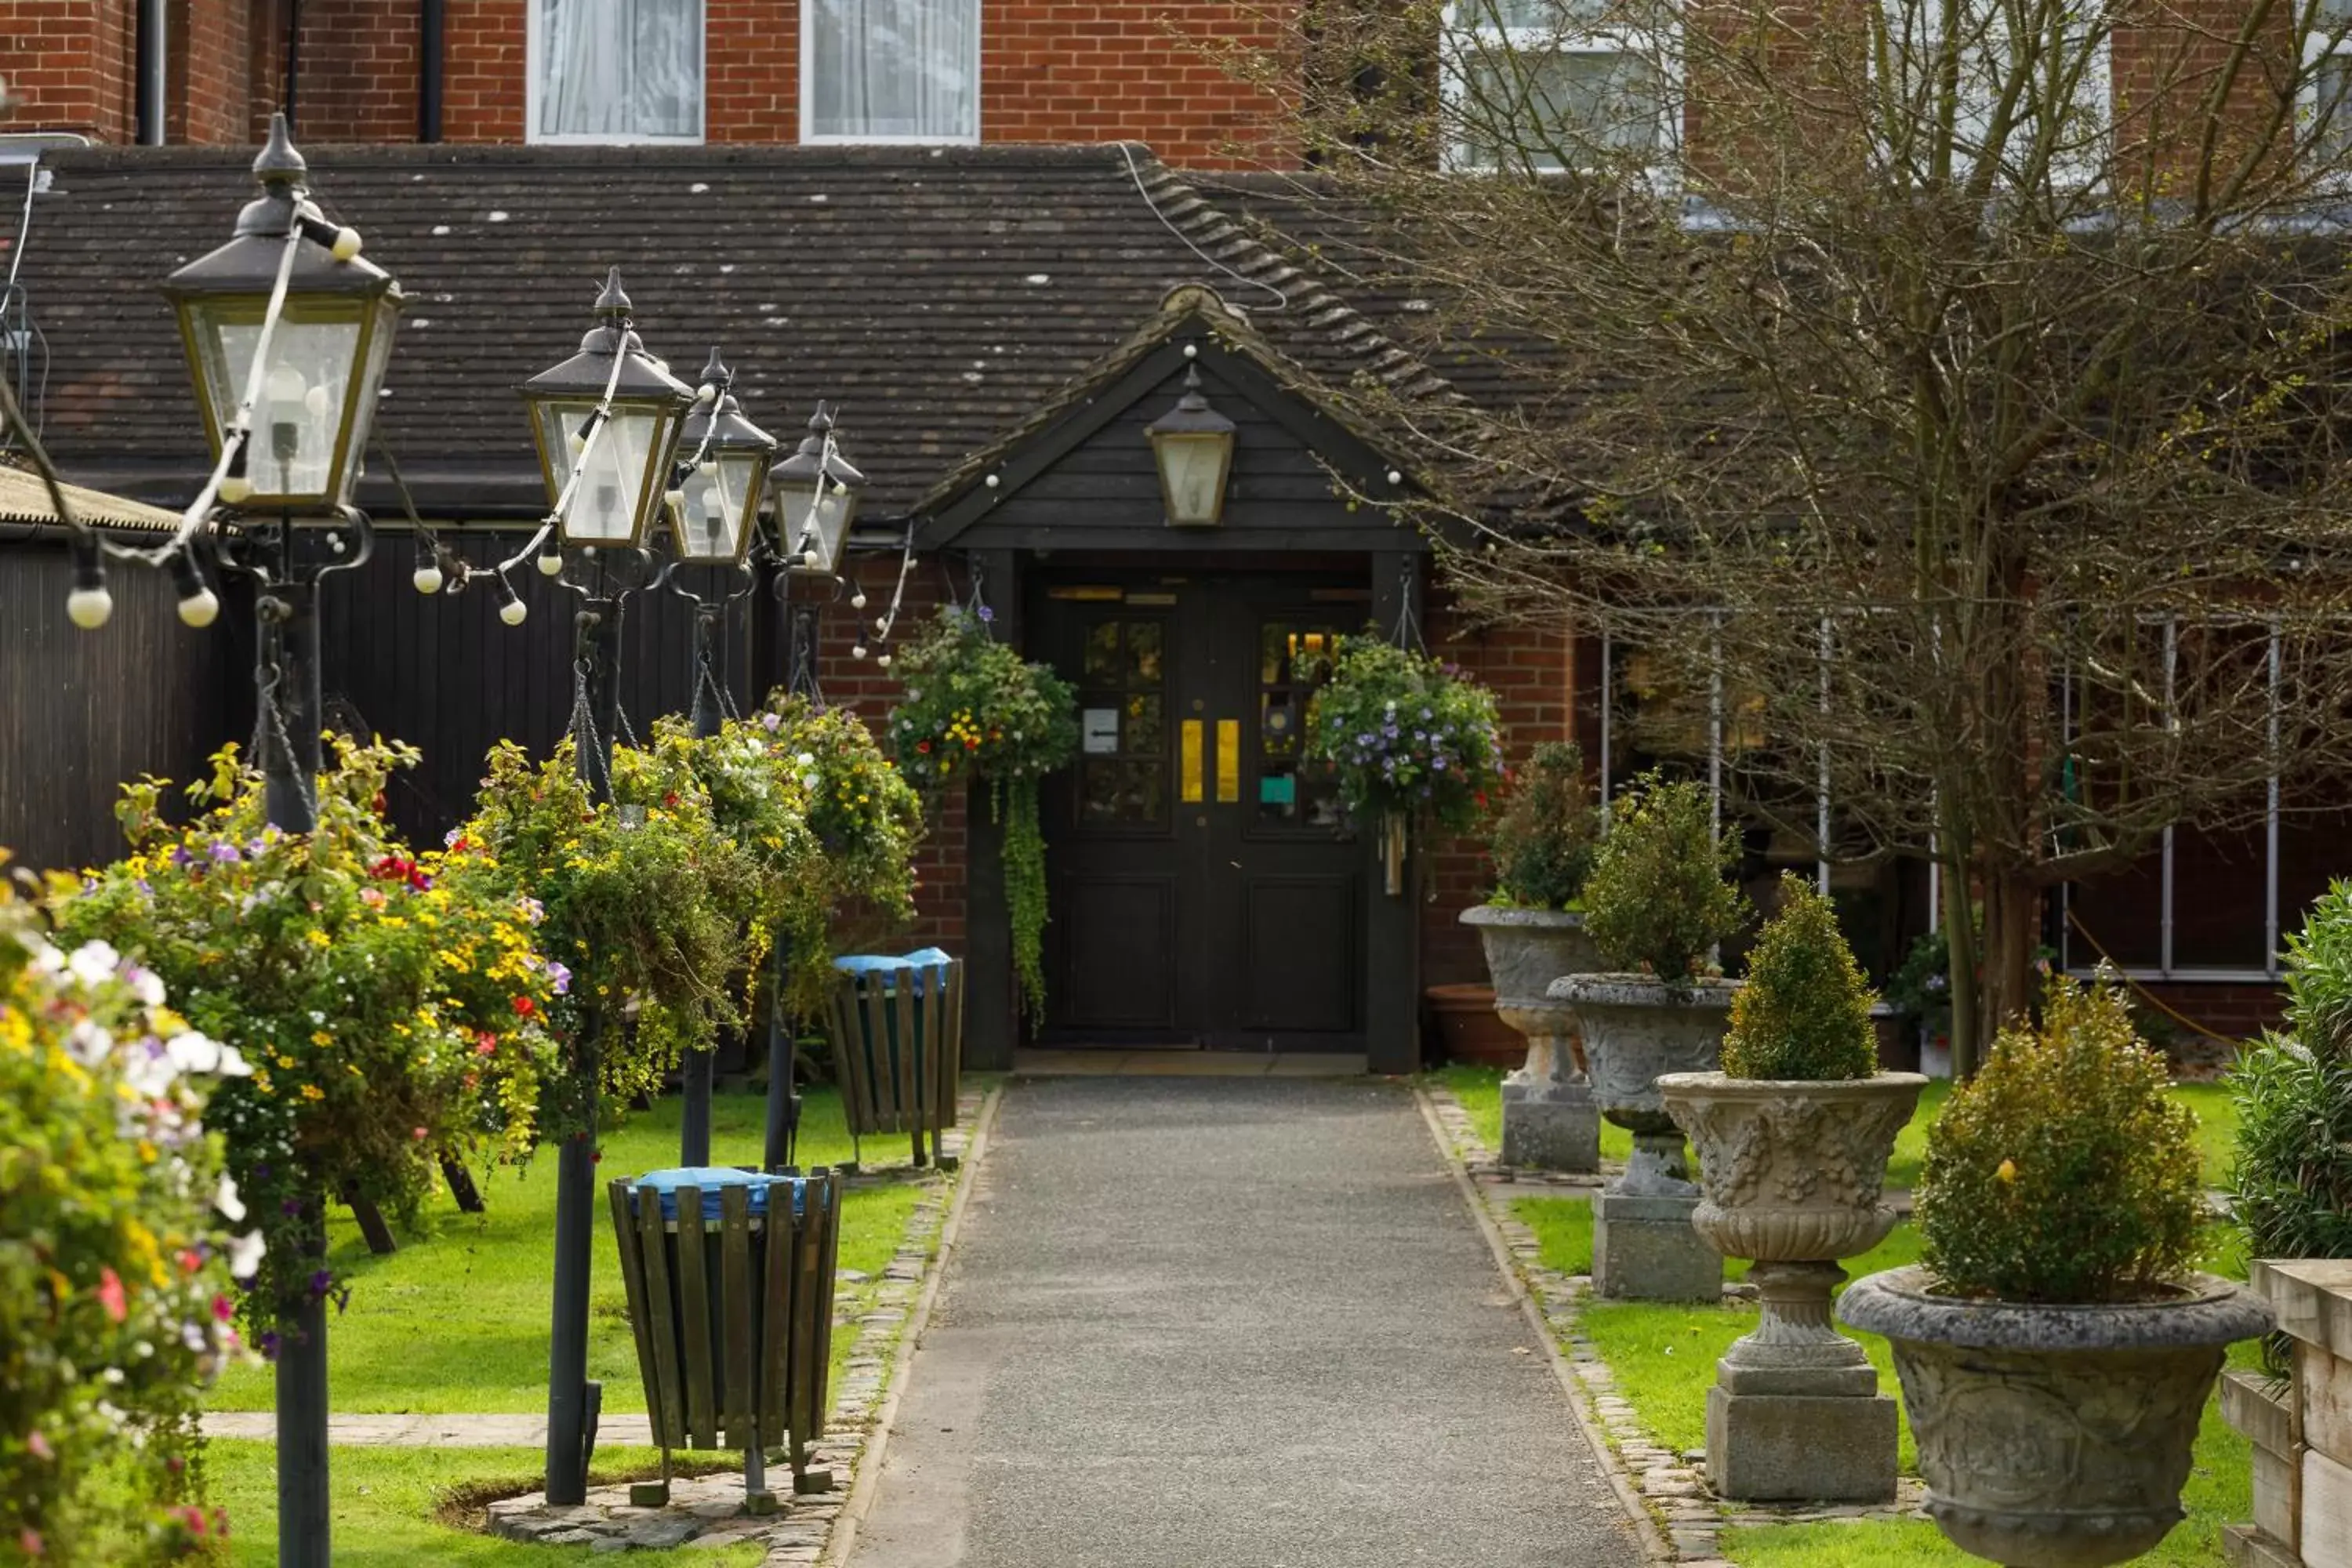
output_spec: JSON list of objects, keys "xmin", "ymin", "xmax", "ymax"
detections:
[
  {"xmin": 762, "ymin": 407, "xmax": 864, "ymax": 1171},
  {"xmin": 517, "ymin": 268, "xmax": 693, "ymax": 1507},
  {"xmin": 158, "ymin": 113, "xmax": 404, "ymax": 1568},
  {"xmin": 666, "ymin": 347, "xmax": 776, "ymax": 1167}
]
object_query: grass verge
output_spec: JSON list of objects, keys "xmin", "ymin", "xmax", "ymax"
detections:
[{"xmin": 208, "ymin": 1088, "xmax": 938, "ymax": 1414}]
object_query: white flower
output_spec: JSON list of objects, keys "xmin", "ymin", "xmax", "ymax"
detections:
[
  {"xmin": 127, "ymin": 967, "xmax": 166, "ymax": 1007},
  {"xmin": 165, "ymin": 1032, "xmax": 222, "ymax": 1074},
  {"xmin": 214, "ymin": 1173, "xmax": 247, "ymax": 1224},
  {"xmin": 215, "ymin": 1043, "xmax": 252, "ymax": 1077},
  {"xmin": 226, "ymin": 1228, "xmax": 267, "ymax": 1279},
  {"xmin": 794, "ymin": 752, "xmax": 816, "ymax": 767},
  {"xmin": 182, "ymin": 1323, "xmax": 210, "ymax": 1352},
  {"xmin": 65, "ymin": 1019, "xmax": 114, "ymax": 1069},
  {"xmin": 68, "ymin": 940, "xmax": 122, "ymax": 987},
  {"xmin": 28, "ymin": 939, "xmax": 64, "ymax": 976},
  {"xmin": 122, "ymin": 1047, "xmax": 178, "ymax": 1099}
]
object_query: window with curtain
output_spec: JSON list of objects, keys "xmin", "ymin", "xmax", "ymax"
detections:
[
  {"xmin": 1440, "ymin": 0, "xmax": 1671, "ymax": 172},
  {"xmin": 804, "ymin": 0, "xmax": 979, "ymax": 143},
  {"xmin": 533, "ymin": 0, "xmax": 704, "ymax": 142}
]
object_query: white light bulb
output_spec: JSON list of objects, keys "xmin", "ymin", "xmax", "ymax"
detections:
[
  {"xmin": 850, "ymin": 591, "xmax": 868, "ymax": 610},
  {"xmin": 537, "ymin": 549, "xmax": 564, "ymax": 576},
  {"xmin": 412, "ymin": 564, "xmax": 445, "ymax": 595},
  {"xmin": 67, "ymin": 585, "xmax": 114, "ymax": 630},
  {"xmin": 330, "ymin": 227, "xmax": 363, "ymax": 262},
  {"xmin": 874, "ymin": 616, "xmax": 888, "ymax": 635},
  {"xmin": 178, "ymin": 588, "xmax": 220, "ymax": 629},
  {"xmin": 851, "ymin": 644, "xmax": 869, "ymax": 660},
  {"xmin": 985, "ymin": 474, "xmax": 1000, "ymax": 489},
  {"xmin": 219, "ymin": 476, "xmax": 253, "ymax": 504},
  {"xmin": 877, "ymin": 653, "xmax": 892, "ymax": 670},
  {"xmin": 1386, "ymin": 469, "xmax": 1403, "ymax": 485},
  {"xmin": 695, "ymin": 383, "xmax": 718, "ymax": 405},
  {"xmin": 499, "ymin": 597, "xmax": 528, "ymax": 627},
  {"xmin": 1183, "ymin": 343, "xmax": 1199, "ymax": 359},
  {"xmin": 305, "ymin": 384, "xmax": 331, "ymax": 418},
  {"xmin": 664, "ymin": 488, "xmax": 686, "ymax": 512},
  {"xmin": 266, "ymin": 365, "xmax": 306, "ymax": 402}
]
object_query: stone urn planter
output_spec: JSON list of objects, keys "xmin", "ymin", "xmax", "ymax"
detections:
[
  {"xmin": 1838, "ymin": 1266, "xmax": 2272, "ymax": 1567},
  {"xmin": 1656, "ymin": 1072, "xmax": 1926, "ymax": 1501},
  {"xmin": 1461, "ymin": 906, "xmax": 1603, "ymax": 1172},
  {"xmin": 1550, "ymin": 975, "xmax": 1738, "ymax": 1299}
]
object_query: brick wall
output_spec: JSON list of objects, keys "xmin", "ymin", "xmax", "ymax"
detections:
[
  {"xmin": 1, "ymin": 0, "xmax": 136, "ymax": 142},
  {"xmin": 1416, "ymin": 591, "xmax": 1576, "ymax": 989},
  {"xmin": 792, "ymin": 553, "xmax": 966, "ymax": 952},
  {"xmin": 173, "ymin": 0, "xmax": 251, "ymax": 143}
]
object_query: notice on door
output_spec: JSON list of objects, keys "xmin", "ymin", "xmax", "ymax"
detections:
[{"xmin": 1082, "ymin": 707, "xmax": 1120, "ymax": 754}]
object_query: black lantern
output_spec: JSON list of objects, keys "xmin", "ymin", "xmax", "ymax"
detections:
[
  {"xmin": 670, "ymin": 349, "xmax": 778, "ymax": 564},
  {"xmin": 162, "ymin": 113, "xmax": 403, "ymax": 513},
  {"xmin": 1144, "ymin": 361, "xmax": 1237, "ymax": 528},
  {"xmin": 519, "ymin": 268, "xmax": 693, "ymax": 549},
  {"xmin": 769, "ymin": 404, "xmax": 864, "ymax": 575}
]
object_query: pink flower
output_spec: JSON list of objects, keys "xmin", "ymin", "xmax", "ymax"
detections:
[
  {"xmin": 96, "ymin": 1268, "xmax": 126, "ymax": 1324},
  {"xmin": 20, "ymin": 1526, "xmax": 43, "ymax": 1555},
  {"xmin": 26, "ymin": 1430, "xmax": 53, "ymax": 1461}
]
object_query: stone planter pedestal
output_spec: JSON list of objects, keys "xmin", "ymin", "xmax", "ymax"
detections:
[
  {"xmin": 1659, "ymin": 1072, "xmax": 1925, "ymax": 1503},
  {"xmin": 1551, "ymin": 975, "xmax": 1737, "ymax": 1301},
  {"xmin": 1842, "ymin": 1266, "xmax": 2270, "ymax": 1568},
  {"xmin": 1461, "ymin": 906, "xmax": 1602, "ymax": 1173},
  {"xmin": 2240, "ymin": 1258, "xmax": 2352, "ymax": 1568}
]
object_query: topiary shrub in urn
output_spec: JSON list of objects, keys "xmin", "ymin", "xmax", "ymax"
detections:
[
  {"xmin": 1838, "ymin": 973, "xmax": 2271, "ymax": 1568},
  {"xmin": 1460, "ymin": 742, "xmax": 1603, "ymax": 1172},
  {"xmin": 1657, "ymin": 874, "xmax": 1926, "ymax": 1502},
  {"xmin": 1551, "ymin": 772, "xmax": 1749, "ymax": 1301}
]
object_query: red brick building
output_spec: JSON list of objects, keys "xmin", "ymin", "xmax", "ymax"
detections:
[{"xmin": 2, "ymin": 0, "xmax": 2341, "ymax": 1069}]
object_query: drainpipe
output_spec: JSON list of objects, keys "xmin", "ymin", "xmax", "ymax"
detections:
[
  {"xmin": 419, "ymin": 0, "xmax": 444, "ymax": 141},
  {"xmin": 282, "ymin": 0, "xmax": 302, "ymax": 136},
  {"xmin": 136, "ymin": 0, "xmax": 166, "ymax": 144}
]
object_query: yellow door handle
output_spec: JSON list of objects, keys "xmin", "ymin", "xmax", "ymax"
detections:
[
  {"xmin": 1216, "ymin": 719, "xmax": 1240, "ymax": 803},
  {"xmin": 1181, "ymin": 720, "xmax": 1203, "ymax": 804}
]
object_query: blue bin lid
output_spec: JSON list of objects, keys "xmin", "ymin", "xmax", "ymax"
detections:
[
  {"xmin": 629, "ymin": 1167, "xmax": 814, "ymax": 1222},
  {"xmin": 835, "ymin": 949, "xmax": 956, "ymax": 996}
]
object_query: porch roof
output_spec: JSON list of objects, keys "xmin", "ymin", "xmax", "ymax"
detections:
[{"xmin": 13, "ymin": 143, "xmax": 1458, "ymax": 521}]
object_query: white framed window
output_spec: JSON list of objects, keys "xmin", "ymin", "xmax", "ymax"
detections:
[
  {"xmin": 1873, "ymin": 0, "xmax": 2113, "ymax": 191},
  {"xmin": 1439, "ymin": 0, "xmax": 1677, "ymax": 176},
  {"xmin": 528, "ymin": 0, "xmax": 705, "ymax": 144},
  {"xmin": 2303, "ymin": 0, "xmax": 2352, "ymax": 162},
  {"xmin": 802, "ymin": 0, "xmax": 980, "ymax": 144}
]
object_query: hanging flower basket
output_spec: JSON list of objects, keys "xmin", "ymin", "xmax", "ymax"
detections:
[{"xmin": 887, "ymin": 607, "xmax": 1078, "ymax": 1022}]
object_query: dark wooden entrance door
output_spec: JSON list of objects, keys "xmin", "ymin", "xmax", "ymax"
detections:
[{"xmin": 1036, "ymin": 574, "xmax": 1364, "ymax": 1050}]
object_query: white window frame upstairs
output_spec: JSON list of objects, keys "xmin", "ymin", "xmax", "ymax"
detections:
[
  {"xmin": 1873, "ymin": 0, "xmax": 2114, "ymax": 193},
  {"xmin": 800, "ymin": 0, "xmax": 982, "ymax": 146},
  {"xmin": 1438, "ymin": 0, "xmax": 1682, "ymax": 184},
  {"xmin": 526, "ymin": 0, "xmax": 708, "ymax": 145},
  {"xmin": 2302, "ymin": 0, "xmax": 2352, "ymax": 169}
]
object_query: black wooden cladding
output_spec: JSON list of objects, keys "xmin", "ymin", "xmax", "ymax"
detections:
[
  {"xmin": 317, "ymin": 530, "xmax": 760, "ymax": 851},
  {"xmin": 1, "ymin": 537, "xmax": 246, "ymax": 873},
  {"xmin": 2, "ymin": 529, "xmax": 761, "ymax": 873}
]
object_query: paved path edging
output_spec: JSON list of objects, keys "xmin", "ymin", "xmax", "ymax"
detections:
[{"xmin": 1417, "ymin": 1081, "xmax": 1929, "ymax": 1568}]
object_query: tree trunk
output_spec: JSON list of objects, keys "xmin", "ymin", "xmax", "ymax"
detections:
[
  {"xmin": 1940, "ymin": 850, "xmax": 1982, "ymax": 1081},
  {"xmin": 1980, "ymin": 869, "xmax": 2042, "ymax": 1054}
]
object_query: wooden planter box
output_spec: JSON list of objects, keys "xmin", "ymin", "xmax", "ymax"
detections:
[
  {"xmin": 825, "ymin": 953, "xmax": 964, "ymax": 1167},
  {"xmin": 2238, "ymin": 1259, "xmax": 2352, "ymax": 1568},
  {"xmin": 608, "ymin": 1169, "xmax": 842, "ymax": 1507}
]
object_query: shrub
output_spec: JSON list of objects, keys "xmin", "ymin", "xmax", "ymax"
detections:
[
  {"xmin": 1487, "ymin": 742, "xmax": 1598, "ymax": 910},
  {"xmin": 2, "ymin": 872, "xmax": 245, "ymax": 1563},
  {"xmin": 1918, "ymin": 972, "xmax": 2203, "ymax": 1302},
  {"xmin": 2230, "ymin": 882, "xmax": 2352, "ymax": 1368},
  {"xmin": 1722, "ymin": 874, "xmax": 1878, "ymax": 1080},
  {"xmin": 1581, "ymin": 773, "xmax": 1748, "ymax": 986}
]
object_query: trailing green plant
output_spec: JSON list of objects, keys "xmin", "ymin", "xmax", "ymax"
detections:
[
  {"xmin": 60, "ymin": 739, "xmax": 560, "ymax": 1330},
  {"xmin": 2, "ymin": 868, "xmax": 245, "ymax": 1564},
  {"xmin": 1486, "ymin": 741, "xmax": 1598, "ymax": 910},
  {"xmin": 1722, "ymin": 873, "xmax": 1878, "ymax": 1080},
  {"xmin": 1581, "ymin": 772, "xmax": 1748, "ymax": 989},
  {"xmin": 2230, "ymin": 882, "xmax": 2352, "ymax": 1371},
  {"xmin": 1917, "ymin": 971, "xmax": 2204, "ymax": 1303},
  {"xmin": 460, "ymin": 736, "xmax": 757, "ymax": 1120},
  {"xmin": 668, "ymin": 715, "xmax": 826, "ymax": 1011},
  {"xmin": 1301, "ymin": 636, "xmax": 1504, "ymax": 832},
  {"xmin": 887, "ymin": 607, "xmax": 1078, "ymax": 1022}
]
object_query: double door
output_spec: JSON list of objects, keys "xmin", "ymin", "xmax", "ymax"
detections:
[{"xmin": 1036, "ymin": 574, "xmax": 1364, "ymax": 1051}]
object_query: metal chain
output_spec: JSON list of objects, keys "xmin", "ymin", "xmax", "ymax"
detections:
[
  {"xmin": 252, "ymin": 658, "xmax": 318, "ymax": 825},
  {"xmin": 568, "ymin": 658, "xmax": 612, "ymax": 801},
  {"xmin": 1392, "ymin": 555, "xmax": 1424, "ymax": 652}
]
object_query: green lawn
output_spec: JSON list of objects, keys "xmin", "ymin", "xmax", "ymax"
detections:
[
  {"xmin": 208, "ymin": 1089, "xmax": 936, "ymax": 1414},
  {"xmin": 1516, "ymin": 1196, "xmax": 1595, "ymax": 1277},
  {"xmin": 205, "ymin": 1443, "xmax": 764, "ymax": 1566}
]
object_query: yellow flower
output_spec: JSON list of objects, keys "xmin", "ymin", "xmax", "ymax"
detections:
[
  {"xmin": 310, "ymin": 1030, "xmax": 332, "ymax": 1047},
  {"xmin": 299, "ymin": 1083, "xmax": 325, "ymax": 1101},
  {"xmin": 1995, "ymin": 1158, "xmax": 2018, "ymax": 1184},
  {"xmin": 304, "ymin": 929, "xmax": 332, "ymax": 949}
]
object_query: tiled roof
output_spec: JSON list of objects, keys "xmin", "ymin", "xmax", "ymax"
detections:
[
  {"xmin": 13, "ymin": 143, "xmax": 1458, "ymax": 517},
  {"xmin": 0, "ymin": 459, "xmax": 181, "ymax": 531}
]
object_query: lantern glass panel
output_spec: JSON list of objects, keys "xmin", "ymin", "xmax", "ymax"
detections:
[
  {"xmin": 677, "ymin": 449, "xmax": 764, "ymax": 561},
  {"xmin": 186, "ymin": 300, "xmax": 366, "ymax": 502},
  {"xmin": 1154, "ymin": 431, "xmax": 1232, "ymax": 525},
  {"xmin": 777, "ymin": 478, "xmax": 857, "ymax": 572},
  {"xmin": 535, "ymin": 400, "xmax": 666, "ymax": 544}
]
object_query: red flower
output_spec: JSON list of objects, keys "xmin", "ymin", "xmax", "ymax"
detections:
[
  {"xmin": 512, "ymin": 996, "xmax": 535, "ymax": 1018},
  {"xmin": 916, "ymin": 741, "xmax": 932, "ymax": 754},
  {"xmin": 369, "ymin": 855, "xmax": 410, "ymax": 881}
]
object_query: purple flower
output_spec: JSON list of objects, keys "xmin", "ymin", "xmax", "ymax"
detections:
[
  {"xmin": 252, "ymin": 1164, "xmax": 272, "ymax": 1181},
  {"xmin": 978, "ymin": 604, "xmax": 996, "ymax": 622},
  {"xmin": 169, "ymin": 845, "xmax": 192, "ymax": 867},
  {"xmin": 281, "ymin": 1197, "xmax": 304, "ymax": 1217},
  {"xmin": 208, "ymin": 842, "xmax": 241, "ymax": 865},
  {"xmin": 761, "ymin": 712, "xmax": 782, "ymax": 733},
  {"xmin": 546, "ymin": 961, "xmax": 573, "ymax": 996},
  {"xmin": 444, "ymin": 827, "xmax": 463, "ymax": 848},
  {"xmin": 259, "ymin": 1332, "xmax": 281, "ymax": 1362},
  {"xmin": 1432, "ymin": 757, "xmax": 1447, "ymax": 771},
  {"xmin": 309, "ymin": 1269, "xmax": 334, "ymax": 1298}
]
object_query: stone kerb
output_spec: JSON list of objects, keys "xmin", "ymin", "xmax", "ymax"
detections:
[
  {"xmin": 1461, "ymin": 906, "xmax": 1602, "ymax": 1174},
  {"xmin": 2241, "ymin": 1258, "xmax": 2352, "ymax": 1568}
]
